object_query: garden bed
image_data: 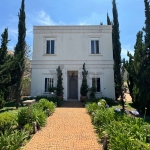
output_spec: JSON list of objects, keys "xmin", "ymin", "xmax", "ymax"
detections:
[
  {"xmin": 0, "ymin": 98, "xmax": 56, "ymax": 150},
  {"xmin": 86, "ymin": 99, "xmax": 150, "ymax": 150}
]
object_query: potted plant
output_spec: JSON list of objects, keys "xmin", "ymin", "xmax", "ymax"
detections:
[
  {"xmin": 56, "ymin": 66, "xmax": 64, "ymax": 100},
  {"xmin": 80, "ymin": 63, "xmax": 88, "ymax": 102},
  {"xmin": 48, "ymin": 86, "xmax": 57, "ymax": 96}
]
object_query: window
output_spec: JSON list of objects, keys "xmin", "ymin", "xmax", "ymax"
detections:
[
  {"xmin": 91, "ymin": 40, "xmax": 99, "ymax": 54},
  {"xmin": 92, "ymin": 78, "xmax": 100, "ymax": 92},
  {"xmin": 45, "ymin": 78, "xmax": 54, "ymax": 92},
  {"xmin": 46, "ymin": 40, "xmax": 55, "ymax": 54}
]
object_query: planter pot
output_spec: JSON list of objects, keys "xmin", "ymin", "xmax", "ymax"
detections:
[
  {"xmin": 57, "ymin": 96, "xmax": 63, "ymax": 101},
  {"xmin": 80, "ymin": 96, "xmax": 87, "ymax": 102}
]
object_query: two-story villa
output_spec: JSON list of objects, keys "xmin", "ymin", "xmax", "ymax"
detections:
[{"xmin": 31, "ymin": 25, "xmax": 115, "ymax": 100}]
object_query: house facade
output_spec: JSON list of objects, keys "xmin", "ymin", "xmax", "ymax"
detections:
[{"xmin": 31, "ymin": 25, "xmax": 115, "ymax": 100}]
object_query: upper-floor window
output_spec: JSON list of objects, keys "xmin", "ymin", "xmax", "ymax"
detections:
[
  {"xmin": 91, "ymin": 40, "xmax": 99, "ymax": 54},
  {"xmin": 46, "ymin": 40, "xmax": 55, "ymax": 54}
]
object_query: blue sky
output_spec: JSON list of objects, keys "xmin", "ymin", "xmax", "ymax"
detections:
[{"xmin": 0, "ymin": 0, "xmax": 145, "ymax": 59}]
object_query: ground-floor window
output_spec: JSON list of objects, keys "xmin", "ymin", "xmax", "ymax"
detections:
[
  {"xmin": 92, "ymin": 78, "xmax": 100, "ymax": 92},
  {"xmin": 45, "ymin": 78, "xmax": 54, "ymax": 92}
]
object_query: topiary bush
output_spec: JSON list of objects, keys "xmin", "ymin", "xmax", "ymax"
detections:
[{"xmin": 0, "ymin": 112, "xmax": 17, "ymax": 132}]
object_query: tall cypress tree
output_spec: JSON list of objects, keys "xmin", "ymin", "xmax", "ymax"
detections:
[
  {"xmin": 143, "ymin": 0, "xmax": 150, "ymax": 49},
  {"xmin": 14, "ymin": 0, "xmax": 26, "ymax": 108},
  {"xmin": 0, "ymin": 28, "xmax": 9, "ymax": 108},
  {"xmin": 112, "ymin": 0, "xmax": 123, "ymax": 106},
  {"xmin": 107, "ymin": 13, "xmax": 111, "ymax": 25}
]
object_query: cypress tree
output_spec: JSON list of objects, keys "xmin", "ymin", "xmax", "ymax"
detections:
[
  {"xmin": 0, "ymin": 28, "xmax": 9, "ymax": 108},
  {"xmin": 56, "ymin": 66, "xmax": 64, "ymax": 97},
  {"xmin": 0, "ymin": 28, "xmax": 14, "ymax": 107},
  {"xmin": 14, "ymin": 0, "xmax": 26, "ymax": 108},
  {"xmin": 107, "ymin": 13, "xmax": 111, "ymax": 25},
  {"xmin": 112, "ymin": 0, "xmax": 124, "ymax": 109},
  {"xmin": 80, "ymin": 63, "xmax": 88, "ymax": 97},
  {"xmin": 143, "ymin": 0, "xmax": 150, "ymax": 49}
]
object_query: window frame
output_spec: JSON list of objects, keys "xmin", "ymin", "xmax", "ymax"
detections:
[
  {"xmin": 92, "ymin": 77, "xmax": 101, "ymax": 92},
  {"xmin": 45, "ymin": 38, "xmax": 55, "ymax": 55},
  {"xmin": 42, "ymin": 74, "xmax": 56, "ymax": 94},
  {"xmin": 89, "ymin": 37, "xmax": 102, "ymax": 55}
]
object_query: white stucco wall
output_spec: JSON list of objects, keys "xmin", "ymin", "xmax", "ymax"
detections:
[{"xmin": 31, "ymin": 25, "xmax": 115, "ymax": 100}]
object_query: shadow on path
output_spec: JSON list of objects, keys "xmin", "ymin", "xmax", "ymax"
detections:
[{"xmin": 61, "ymin": 101, "xmax": 84, "ymax": 108}]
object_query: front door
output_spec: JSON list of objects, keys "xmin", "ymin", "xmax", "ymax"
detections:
[{"xmin": 69, "ymin": 73, "xmax": 78, "ymax": 99}]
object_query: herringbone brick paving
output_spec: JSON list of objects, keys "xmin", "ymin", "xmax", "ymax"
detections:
[{"xmin": 24, "ymin": 101, "xmax": 102, "ymax": 150}]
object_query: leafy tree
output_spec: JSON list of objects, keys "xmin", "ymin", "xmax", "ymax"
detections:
[
  {"xmin": 124, "ymin": 0, "xmax": 150, "ymax": 114},
  {"xmin": 13, "ymin": 0, "xmax": 26, "ymax": 108},
  {"xmin": 56, "ymin": 66, "xmax": 64, "ymax": 96},
  {"xmin": 80, "ymin": 63, "xmax": 88, "ymax": 96}
]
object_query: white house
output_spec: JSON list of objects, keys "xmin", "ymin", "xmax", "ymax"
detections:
[{"xmin": 31, "ymin": 25, "xmax": 115, "ymax": 100}]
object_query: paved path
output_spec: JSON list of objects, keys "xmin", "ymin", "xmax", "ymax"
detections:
[{"xmin": 24, "ymin": 102, "xmax": 102, "ymax": 150}]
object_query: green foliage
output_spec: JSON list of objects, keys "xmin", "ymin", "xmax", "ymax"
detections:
[
  {"xmin": 17, "ymin": 107, "xmax": 47, "ymax": 129},
  {"xmin": 107, "ymin": 12, "xmax": 111, "ymax": 25},
  {"xmin": 85, "ymin": 97, "xmax": 116, "ymax": 106},
  {"xmin": 124, "ymin": 7, "xmax": 150, "ymax": 114},
  {"xmin": 112, "ymin": 0, "xmax": 123, "ymax": 100},
  {"xmin": 0, "ymin": 28, "xmax": 13, "ymax": 102},
  {"xmin": 86, "ymin": 102, "xmax": 99, "ymax": 115},
  {"xmin": 48, "ymin": 86, "xmax": 57, "ymax": 93},
  {"xmin": 89, "ymin": 84, "xmax": 96, "ymax": 99},
  {"xmin": 33, "ymin": 98, "xmax": 56, "ymax": 115},
  {"xmin": 86, "ymin": 102, "xmax": 150, "ymax": 149},
  {"xmin": 0, "ymin": 91, "xmax": 5, "ymax": 109},
  {"xmin": 22, "ymin": 96, "xmax": 62, "ymax": 107},
  {"xmin": 24, "ymin": 123, "xmax": 33, "ymax": 134},
  {"xmin": 56, "ymin": 66, "xmax": 64, "ymax": 96},
  {"xmin": 13, "ymin": 0, "xmax": 26, "ymax": 108},
  {"xmin": 80, "ymin": 63, "xmax": 88, "ymax": 96},
  {"xmin": 0, "ymin": 128, "xmax": 29, "ymax": 150},
  {"xmin": 0, "ymin": 112, "xmax": 16, "ymax": 132}
]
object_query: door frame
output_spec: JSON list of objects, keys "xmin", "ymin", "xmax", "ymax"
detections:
[{"xmin": 67, "ymin": 71, "xmax": 78, "ymax": 100}]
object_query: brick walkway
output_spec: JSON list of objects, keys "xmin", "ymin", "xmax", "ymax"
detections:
[{"xmin": 24, "ymin": 102, "xmax": 102, "ymax": 150}]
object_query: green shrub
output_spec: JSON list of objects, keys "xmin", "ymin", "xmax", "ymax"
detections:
[
  {"xmin": 36, "ymin": 96, "xmax": 62, "ymax": 107},
  {"xmin": 86, "ymin": 102, "xmax": 150, "ymax": 150},
  {"xmin": 17, "ymin": 107, "xmax": 47, "ymax": 129},
  {"xmin": 0, "ymin": 129, "xmax": 29, "ymax": 150},
  {"xmin": 17, "ymin": 107, "xmax": 28, "ymax": 126},
  {"xmin": 0, "ymin": 112, "xmax": 16, "ymax": 132},
  {"xmin": 24, "ymin": 123, "xmax": 33, "ymax": 134},
  {"xmin": 86, "ymin": 102, "xmax": 99, "ymax": 115},
  {"xmin": 22, "ymin": 96, "xmax": 63, "ymax": 107},
  {"xmin": 0, "ymin": 91, "xmax": 5, "ymax": 109},
  {"xmin": 33, "ymin": 98, "xmax": 56, "ymax": 115},
  {"xmin": 30, "ymin": 108, "xmax": 47, "ymax": 129}
]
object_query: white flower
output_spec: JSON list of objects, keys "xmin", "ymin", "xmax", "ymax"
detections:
[
  {"xmin": 98, "ymin": 102, "xmax": 101, "ymax": 106},
  {"xmin": 115, "ymin": 108, "xmax": 121, "ymax": 112},
  {"xmin": 131, "ymin": 110, "xmax": 139, "ymax": 116}
]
